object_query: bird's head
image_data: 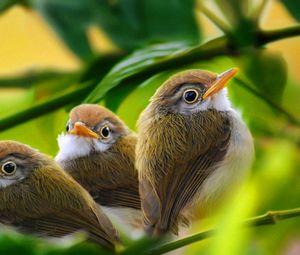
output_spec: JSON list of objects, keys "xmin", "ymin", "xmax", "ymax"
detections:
[
  {"xmin": 151, "ymin": 68, "xmax": 238, "ymax": 115},
  {"xmin": 0, "ymin": 140, "xmax": 46, "ymax": 188},
  {"xmin": 56, "ymin": 104, "xmax": 130, "ymax": 162}
]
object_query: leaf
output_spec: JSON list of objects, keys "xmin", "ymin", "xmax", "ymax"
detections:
[
  {"xmin": 237, "ymin": 49, "xmax": 287, "ymax": 103},
  {"xmin": 29, "ymin": 0, "xmax": 200, "ymax": 58},
  {"xmin": 32, "ymin": 0, "xmax": 93, "ymax": 60},
  {"xmin": 281, "ymin": 0, "xmax": 300, "ymax": 21},
  {"xmin": 89, "ymin": 0, "xmax": 200, "ymax": 50},
  {"xmin": 84, "ymin": 37, "xmax": 228, "ymax": 103},
  {"xmin": 83, "ymin": 41, "xmax": 191, "ymax": 103}
]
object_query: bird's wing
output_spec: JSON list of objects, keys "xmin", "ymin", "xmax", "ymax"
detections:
[
  {"xmin": 137, "ymin": 111, "xmax": 231, "ymax": 235},
  {"xmin": 16, "ymin": 212, "xmax": 115, "ymax": 249},
  {"xmin": 30, "ymin": 167, "xmax": 118, "ymax": 249},
  {"xmin": 139, "ymin": 177, "xmax": 161, "ymax": 234},
  {"xmin": 91, "ymin": 185, "xmax": 141, "ymax": 209},
  {"xmin": 156, "ymin": 115, "xmax": 231, "ymax": 234}
]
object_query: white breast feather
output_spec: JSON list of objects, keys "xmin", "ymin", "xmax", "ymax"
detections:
[{"xmin": 55, "ymin": 134, "xmax": 110, "ymax": 162}]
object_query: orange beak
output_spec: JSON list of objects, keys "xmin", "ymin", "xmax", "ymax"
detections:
[
  {"xmin": 202, "ymin": 67, "xmax": 238, "ymax": 100},
  {"xmin": 69, "ymin": 122, "xmax": 99, "ymax": 139}
]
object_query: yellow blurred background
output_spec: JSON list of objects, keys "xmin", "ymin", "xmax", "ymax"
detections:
[{"xmin": 0, "ymin": 0, "xmax": 299, "ymax": 81}]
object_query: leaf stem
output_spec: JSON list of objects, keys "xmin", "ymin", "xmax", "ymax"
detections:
[{"xmin": 148, "ymin": 208, "xmax": 300, "ymax": 255}]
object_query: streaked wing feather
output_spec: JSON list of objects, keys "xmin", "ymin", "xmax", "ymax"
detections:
[
  {"xmin": 91, "ymin": 186, "xmax": 141, "ymax": 209},
  {"xmin": 18, "ymin": 214, "xmax": 114, "ymax": 249},
  {"xmin": 157, "ymin": 116, "xmax": 231, "ymax": 233}
]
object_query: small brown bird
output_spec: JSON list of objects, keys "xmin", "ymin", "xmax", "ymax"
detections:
[
  {"xmin": 55, "ymin": 104, "xmax": 141, "ymax": 232},
  {"xmin": 0, "ymin": 140, "xmax": 118, "ymax": 249},
  {"xmin": 136, "ymin": 68, "xmax": 254, "ymax": 235}
]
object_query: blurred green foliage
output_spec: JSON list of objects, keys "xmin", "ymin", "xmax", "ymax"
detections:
[{"xmin": 0, "ymin": 0, "xmax": 300, "ymax": 254}]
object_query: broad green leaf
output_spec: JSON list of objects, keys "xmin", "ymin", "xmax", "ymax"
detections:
[
  {"xmin": 32, "ymin": 0, "xmax": 93, "ymax": 60},
  {"xmin": 84, "ymin": 37, "xmax": 228, "ymax": 103},
  {"xmin": 29, "ymin": 0, "xmax": 200, "ymax": 58},
  {"xmin": 88, "ymin": 0, "xmax": 200, "ymax": 50},
  {"xmin": 84, "ymin": 41, "xmax": 191, "ymax": 103},
  {"xmin": 281, "ymin": 0, "xmax": 300, "ymax": 21},
  {"xmin": 236, "ymin": 50, "xmax": 287, "ymax": 103}
]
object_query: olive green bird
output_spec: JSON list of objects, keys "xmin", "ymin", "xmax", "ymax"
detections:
[
  {"xmin": 55, "ymin": 104, "xmax": 141, "ymax": 232},
  {"xmin": 0, "ymin": 140, "xmax": 118, "ymax": 249},
  {"xmin": 136, "ymin": 68, "xmax": 254, "ymax": 235}
]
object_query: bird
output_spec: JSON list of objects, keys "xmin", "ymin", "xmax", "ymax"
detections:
[
  {"xmin": 55, "ymin": 104, "xmax": 141, "ymax": 233},
  {"xmin": 0, "ymin": 140, "xmax": 118, "ymax": 249},
  {"xmin": 136, "ymin": 68, "xmax": 254, "ymax": 236}
]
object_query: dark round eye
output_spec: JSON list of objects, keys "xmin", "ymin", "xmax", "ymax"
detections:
[
  {"xmin": 66, "ymin": 124, "xmax": 70, "ymax": 132},
  {"xmin": 183, "ymin": 89, "xmax": 199, "ymax": 104},
  {"xmin": 2, "ymin": 161, "xmax": 17, "ymax": 176},
  {"xmin": 101, "ymin": 126, "xmax": 110, "ymax": 138}
]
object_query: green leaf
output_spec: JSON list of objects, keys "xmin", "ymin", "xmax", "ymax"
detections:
[
  {"xmin": 84, "ymin": 41, "xmax": 191, "ymax": 103},
  {"xmin": 281, "ymin": 0, "xmax": 300, "ymax": 21},
  {"xmin": 90, "ymin": 0, "xmax": 201, "ymax": 50},
  {"xmin": 32, "ymin": 0, "xmax": 93, "ymax": 60},
  {"xmin": 237, "ymin": 50, "xmax": 287, "ymax": 103},
  {"xmin": 84, "ymin": 37, "xmax": 228, "ymax": 103},
  {"xmin": 29, "ymin": 0, "xmax": 200, "ymax": 58}
]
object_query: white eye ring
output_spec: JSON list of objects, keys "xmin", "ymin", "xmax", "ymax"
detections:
[
  {"xmin": 100, "ymin": 126, "xmax": 110, "ymax": 138},
  {"xmin": 1, "ymin": 161, "xmax": 17, "ymax": 176},
  {"xmin": 183, "ymin": 89, "xmax": 199, "ymax": 104}
]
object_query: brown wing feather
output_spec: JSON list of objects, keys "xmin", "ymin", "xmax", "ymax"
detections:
[
  {"xmin": 91, "ymin": 186, "xmax": 141, "ymax": 209},
  {"xmin": 18, "ymin": 214, "xmax": 114, "ymax": 249},
  {"xmin": 137, "ymin": 109, "xmax": 231, "ymax": 235}
]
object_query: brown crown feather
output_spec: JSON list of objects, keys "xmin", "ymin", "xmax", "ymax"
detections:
[{"xmin": 70, "ymin": 104, "xmax": 129, "ymax": 135}]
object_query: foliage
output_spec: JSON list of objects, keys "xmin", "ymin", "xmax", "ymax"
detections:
[{"xmin": 0, "ymin": 0, "xmax": 300, "ymax": 254}]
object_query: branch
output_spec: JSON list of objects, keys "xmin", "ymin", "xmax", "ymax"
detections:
[
  {"xmin": 0, "ymin": 70, "xmax": 79, "ymax": 88},
  {"xmin": 1, "ymin": 25, "xmax": 300, "ymax": 131},
  {"xmin": 258, "ymin": 25, "xmax": 300, "ymax": 45},
  {"xmin": 148, "ymin": 208, "xmax": 300, "ymax": 255},
  {"xmin": 0, "ymin": 82, "xmax": 95, "ymax": 132}
]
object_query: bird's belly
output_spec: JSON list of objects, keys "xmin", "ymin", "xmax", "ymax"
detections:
[
  {"xmin": 101, "ymin": 206, "xmax": 143, "ymax": 239},
  {"xmin": 184, "ymin": 111, "xmax": 254, "ymax": 219}
]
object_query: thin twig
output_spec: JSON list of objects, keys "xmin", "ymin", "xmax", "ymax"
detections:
[{"xmin": 148, "ymin": 208, "xmax": 300, "ymax": 255}]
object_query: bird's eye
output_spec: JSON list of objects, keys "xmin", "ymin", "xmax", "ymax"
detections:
[
  {"xmin": 183, "ymin": 89, "xmax": 199, "ymax": 104},
  {"xmin": 66, "ymin": 124, "xmax": 70, "ymax": 132},
  {"xmin": 101, "ymin": 126, "xmax": 110, "ymax": 138},
  {"xmin": 1, "ymin": 161, "xmax": 17, "ymax": 176}
]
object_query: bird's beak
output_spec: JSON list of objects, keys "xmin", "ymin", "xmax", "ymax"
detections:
[
  {"xmin": 70, "ymin": 122, "xmax": 99, "ymax": 139},
  {"xmin": 202, "ymin": 67, "xmax": 238, "ymax": 100}
]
